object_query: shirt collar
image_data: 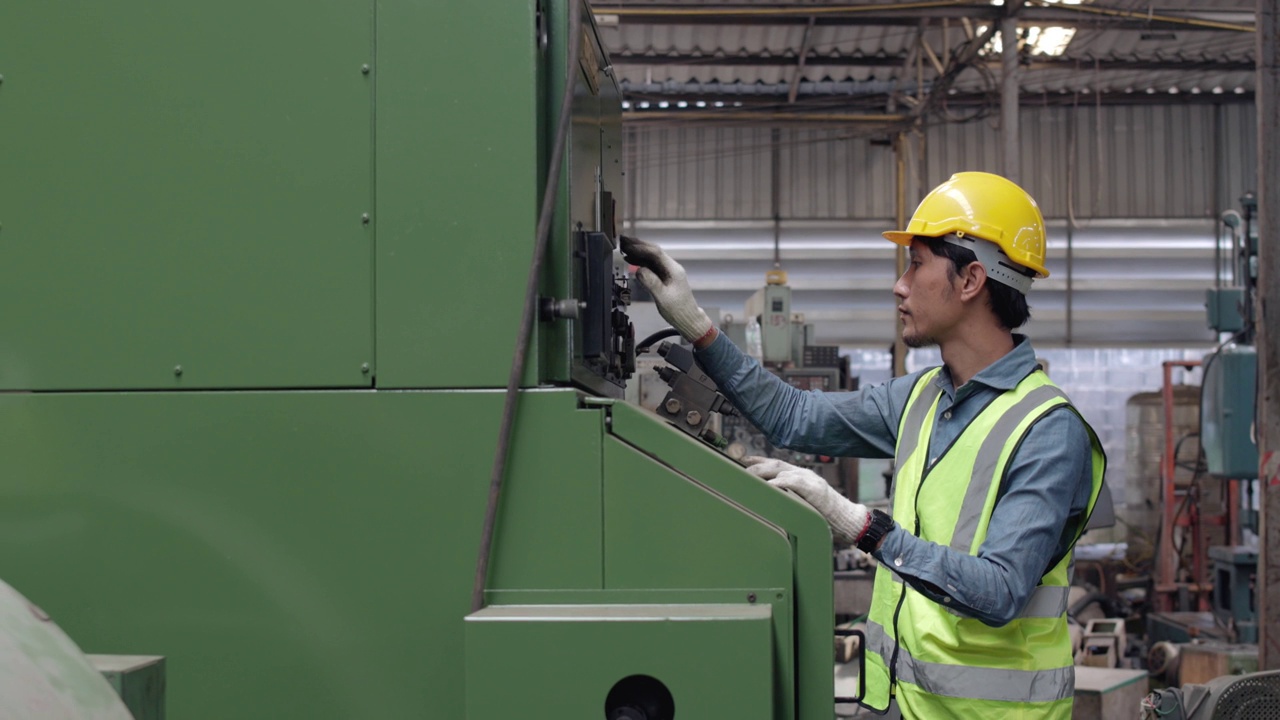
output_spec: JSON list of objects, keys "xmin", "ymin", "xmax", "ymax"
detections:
[{"xmin": 934, "ymin": 334, "xmax": 1039, "ymax": 397}]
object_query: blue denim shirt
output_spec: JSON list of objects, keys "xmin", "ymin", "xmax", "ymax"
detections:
[{"xmin": 696, "ymin": 333, "xmax": 1095, "ymax": 627}]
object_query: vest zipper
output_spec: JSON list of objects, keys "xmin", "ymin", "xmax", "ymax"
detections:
[
  {"xmin": 887, "ymin": 459, "xmax": 936, "ymax": 694},
  {"xmin": 884, "ymin": 382, "xmax": 998, "ymax": 700}
]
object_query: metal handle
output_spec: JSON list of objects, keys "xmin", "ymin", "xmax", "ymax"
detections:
[{"xmin": 833, "ymin": 628, "xmax": 866, "ymax": 704}]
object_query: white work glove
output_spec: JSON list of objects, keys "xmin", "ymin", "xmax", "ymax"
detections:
[
  {"xmin": 743, "ymin": 456, "xmax": 871, "ymax": 543},
  {"xmin": 620, "ymin": 235, "xmax": 715, "ymax": 345}
]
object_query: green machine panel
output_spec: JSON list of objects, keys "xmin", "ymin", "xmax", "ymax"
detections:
[
  {"xmin": 376, "ymin": 0, "xmax": 631, "ymax": 394},
  {"xmin": 605, "ymin": 400, "xmax": 836, "ymax": 720},
  {"xmin": 465, "ymin": 604, "xmax": 773, "ymax": 720},
  {"xmin": 0, "ymin": 3, "xmax": 838, "ymax": 719},
  {"xmin": 374, "ymin": 0, "xmax": 544, "ymax": 389},
  {"xmin": 0, "ymin": 2, "xmax": 375, "ymax": 390},
  {"xmin": 0, "ymin": 389, "xmax": 606, "ymax": 720},
  {"xmin": 604, "ymin": 438, "xmax": 791, "ymax": 590}
]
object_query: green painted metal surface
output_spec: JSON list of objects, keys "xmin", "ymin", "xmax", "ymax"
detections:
[
  {"xmin": 603, "ymin": 438, "xmax": 791, "ymax": 589},
  {"xmin": 89, "ymin": 655, "xmax": 166, "ymax": 720},
  {"xmin": 605, "ymin": 400, "xmax": 836, "ymax": 720},
  {"xmin": 546, "ymin": 12, "xmax": 631, "ymax": 398},
  {"xmin": 465, "ymin": 604, "xmax": 773, "ymax": 719},
  {"xmin": 373, "ymin": 0, "xmax": 624, "ymax": 392},
  {"xmin": 603, "ymin": 438, "xmax": 798, "ymax": 720},
  {"xmin": 374, "ymin": 0, "xmax": 542, "ymax": 389},
  {"xmin": 0, "ymin": 390, "xmax": 606, "ymax": 719},
  {"xmin": 0, "ymin": 385, "xmax": 832, "ymax": 719},
  {"xmin": 0, "ymin": 2, "xmax": 374, "ymax": 390},
  {"xmin": 0, "ymin": 2, "xmax": 837, "ymax": 718}
]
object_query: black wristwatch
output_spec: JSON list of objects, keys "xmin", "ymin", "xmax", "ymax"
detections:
[{"xmin": 856, "ymin": 509, "xmax": 895, "ymax": 553}]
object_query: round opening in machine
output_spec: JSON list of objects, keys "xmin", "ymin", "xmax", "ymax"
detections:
[{"xmin": 604, "ymin": 674, "xmax": 675, "ymax": 720}]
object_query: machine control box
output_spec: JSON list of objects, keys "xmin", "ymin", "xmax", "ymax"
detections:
[{"xmin": 1201, "ymin": 345, "xmax": 1258, "ymax": 479}]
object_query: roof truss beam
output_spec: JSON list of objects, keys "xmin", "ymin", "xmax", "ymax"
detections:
[
  {"xmin": 593, "ymin": 6, "xmax": 1254, "ymax": 32},
  {"xmin": 611, "ymin": 54, "xmax": 1254, "ymax": 73}
]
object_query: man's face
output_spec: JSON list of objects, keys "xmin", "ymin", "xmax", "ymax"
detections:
[{"xmin": 893, "ymin": 239, "xmax": 963, "ymax": 348}]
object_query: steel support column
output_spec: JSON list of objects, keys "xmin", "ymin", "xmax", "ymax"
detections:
[
  {"xmin": 1257, "ymin": 0, "xmax": 1280, "ymax": 672},
  {"xmin": 1001, "ymin": 5, "xmax": 1021, "ymax": 183},
  {"xmin": 893, "ymin": 132, "xmax": 908, "ymax": 378}
]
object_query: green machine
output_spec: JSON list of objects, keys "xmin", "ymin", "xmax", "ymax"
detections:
[{"xmin": 0, "ymin": 2, "xmax": 836, "ymax": 718}]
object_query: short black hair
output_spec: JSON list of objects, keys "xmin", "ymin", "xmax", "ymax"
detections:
[{"xmin": 920, "ymin": 236, "xmax": 1031, "ymax": 330}]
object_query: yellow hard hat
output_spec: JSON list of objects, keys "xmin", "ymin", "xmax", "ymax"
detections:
[{"xmin": 883, "ymin": 171, "xmax": 1049, "ymax": 278}]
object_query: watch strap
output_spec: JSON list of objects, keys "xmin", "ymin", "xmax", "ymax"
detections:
[{"xmin": 856, "ymin": 509, "xmax": 895, "ymax": 553}]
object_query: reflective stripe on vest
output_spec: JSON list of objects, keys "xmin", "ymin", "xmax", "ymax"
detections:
[
  {"xmin": 887, "ymin": 377, "xmax": 945, "ymax": 517},
  {"xmin": 866, "ymin": 619, "xmax": 1073, "ymax": 703},
  {"xmin": 886, "ymin": 574, "xmax": 1067, "ymax": 620},
  {"xmin": 1020, "ymin": 585, "xmax": 1070, "ymax": 619},
  {"xmin": 861, "ymin": 366, "xmax": 1106, "ymax": 717},
  {"xmin": 949, "ymin": 385, "xmax": 1068, "ymax": 554}
]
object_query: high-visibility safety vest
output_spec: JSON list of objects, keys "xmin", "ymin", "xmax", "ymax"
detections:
[{"xmin": 860, "ymin": 367, "xmax": 1106, "ymax": 719}]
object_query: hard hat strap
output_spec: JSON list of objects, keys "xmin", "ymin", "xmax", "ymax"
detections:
[{"xmin": 940, "ymin": 233, "xmax": 1034, "ymax": 295}]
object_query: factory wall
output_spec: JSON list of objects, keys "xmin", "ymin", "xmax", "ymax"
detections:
[
  {"xmin": 625, "ymin": 103, "xmax": 1256, "ymax": 221},
  {"xmin": 622, "ymin": 103, "xmax": 1255, "ymax": 350}
]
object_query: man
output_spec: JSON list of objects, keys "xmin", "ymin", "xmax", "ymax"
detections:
[{"xmin": 621, "ymin": 171, "xmax": 1106, "ymax": 719}]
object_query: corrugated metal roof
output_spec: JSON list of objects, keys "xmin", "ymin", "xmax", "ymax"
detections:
[{"xmin": 597, "ymin": 1, "xmax": 1258, "ymax": 98}]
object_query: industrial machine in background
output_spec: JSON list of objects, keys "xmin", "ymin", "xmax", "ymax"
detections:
[
  {"xmin": 0, "ymin": 3, "xmax": 837, "ymax": 719},
  {"xmin": 627, "ymin": 269, "xmax": 859, "ymax": 502},
  {"xmin": 718, "ymin": 270, "xmax": 860, "ymax": 502},
  {"xmin": 628, "ymin": 267, "xmax": 870, "ymax": 628},
  {"xmin": 1145, "ymin": 193, "xmax": 1262, "ymax": 689},
  {"xmin": 1142, "ymin": 669, "xmax": 1280, "ymax": 720}
]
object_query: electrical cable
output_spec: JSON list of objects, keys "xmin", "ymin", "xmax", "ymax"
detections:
[
  {"xmin": 471, "ymin": 3, "xmax": 582, "ymax": 614},
  {"xmin": 636, "ymin": 327, "xmax": 681, "ymax": 355}
]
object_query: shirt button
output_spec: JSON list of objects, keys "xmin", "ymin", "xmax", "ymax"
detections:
[
  {"xmin": 943, "ymin": 596, "xmax": 952, "ymax": 604},
  {"xmin": 942, "ymin": 410, "xmax": 952, "ymax": 420},
  {"xmin": 894, "ymin": 556, "xmax": 903, "ymax": 567}
]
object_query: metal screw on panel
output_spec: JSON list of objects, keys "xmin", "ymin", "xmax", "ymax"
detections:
[
  {"xmin": 664, "ymin": 398, "xmax": 681, "ymax": 414},
  {"xmin": 361, "ymin": 64, "xmax": 370, "ymax": 75},
  {"xmin": 747, "ymin": 593, "xmax": 757, "ymax": 604},
  {"xmin": 361, "ymin": 363, "xmax": 370, "ymax": 374},
  {"xmin": 173, "ymin": 365, "xmax": 183, "ymax": 377},
  {"xmin": 685, "ymin": 410, "xmax": 702, "ymax": 426},
  {"xmin": 361, "ymin": 213, "xmax": 370, "ymax": 225}
]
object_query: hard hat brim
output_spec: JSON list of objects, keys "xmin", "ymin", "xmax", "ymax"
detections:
[{"xmin": 882, "ymin": 229, "xmax": 1051, "ymax": 279}]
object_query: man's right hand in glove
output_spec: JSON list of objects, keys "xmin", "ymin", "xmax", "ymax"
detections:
[{"xmin": 620, "ymin": 235, "xmax": 717, "ymax": 348}]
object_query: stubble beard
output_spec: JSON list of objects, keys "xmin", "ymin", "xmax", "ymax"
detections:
[{"xmin": 903, "ymin": 332, "xmax": 937, "ymax": 349}]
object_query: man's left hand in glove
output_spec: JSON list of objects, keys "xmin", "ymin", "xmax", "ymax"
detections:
[{"xmin": 742, "ymin": 456, "xmax": 877, "ymax": 546}]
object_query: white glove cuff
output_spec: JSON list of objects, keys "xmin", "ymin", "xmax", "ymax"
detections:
[
  {"xmin": 822, "ymin": 490, "xmax": 871, "ymax": 544},
  {"xmin": 670, "ymin": 307, "xmax": 714, "ymax": 345}
]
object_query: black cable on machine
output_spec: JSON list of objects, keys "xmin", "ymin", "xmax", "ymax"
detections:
[
  {"xmin": 636, "ymin": 327, "xmax": 681, "ymax": 355},
  {"xmin": 471, "ymin": 3, "xmax": 582, "ymax": 614}
]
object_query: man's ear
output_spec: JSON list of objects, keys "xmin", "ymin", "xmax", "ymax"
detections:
[{"xmin": 957, "ymin": 260, "xmax": 988, "ymax": 302}]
